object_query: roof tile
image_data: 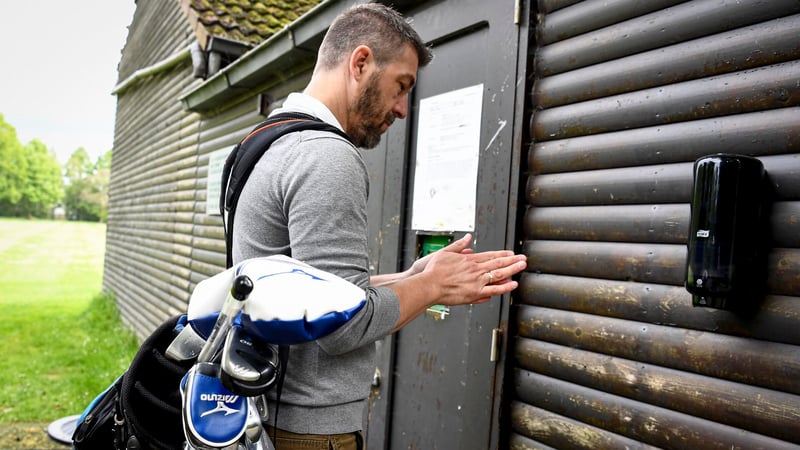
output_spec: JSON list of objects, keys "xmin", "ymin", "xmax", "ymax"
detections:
[{"xmin": 182, "ymin": 0, "xmax": 322, "ymax": 47}]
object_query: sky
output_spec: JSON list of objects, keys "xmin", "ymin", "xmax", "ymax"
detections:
[{"xmin": 0, "ymin": 1, "xmax": 137, "ymax": 164}]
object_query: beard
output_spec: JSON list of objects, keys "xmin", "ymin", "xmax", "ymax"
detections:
[{"xmin": 348, "ymin": 71, "xmax": 395, "ymax": 149}]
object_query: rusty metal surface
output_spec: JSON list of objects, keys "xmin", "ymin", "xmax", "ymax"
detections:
[
  {"xmin": 517, "ymin": 1, "xmax": 800, "ymax": 448},
  {"xmin": 528, "ymin": 108, "xmax": 800, "ymax": 174},
  {"xmin": 767, "ymin": 248, "xmax": 800, "ymax": 296},
  {"xmin": 521, "ymin": 240, "xmax": 800, "ymax": 295},
  {"xmin": 532, "ymin": 60, "xmax": 800, "ymax": 140},
  {"xmin": 509, "ymin": 432, "xmax": 559, "ymax": 450},
  {"xmin": 527, "ymin": 162, "xmax": 693, "ymax": 206},
  {"xmin": 510, "ymin": 401, "xmax": 657, "ymax": 450},
  {"xmin": 537, "ymin": 0, "xmax": 582, "ymax": 15},
  {"xmin": 772, "ymin": 202, "xmax": 800, "ymax": 247},
  {"xmin": 523, "ymin": 240, "xmax": 686, "ymax": 285},
  {"xmin": 536, "ymin": 14, "xmax": 800, "ymax": 107},
  {"xmin": 524, "ymin": 204, "xmax": 689, "ymax": 244},
  {"xmin": 524, "ymin": 202, "xmax": 799, "ymax": 247},
  {"xmin": 538, "ymin": 0, "xmax": 685, "ymax": 45},
  {"xmin": 514, "ymin": 338, "xmax": 800, "ymax": 444},
  {"xmin": 527, "ymin": 154, "xmax": 800, "ymax": 206},
  {"xmin": 516, "ymin": 305, "xmax": 800, "ymax": 395},
  {"xmin": 513, "ymin": 369, "xmax": 800, "ymax": 449},
  {"xmin": 518, "ymin": 272, "xmax": 800, "ymax": 346},
  {"xmin": 762, "ymin": 154, "xmax": 800, "ymax": 200},
  {"xmin": 536, "ymin": 0, "xmax": 800, "ymax": 76}
]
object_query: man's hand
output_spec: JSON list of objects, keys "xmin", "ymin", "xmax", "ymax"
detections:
[
  {"xmin": 420, "ymin": 244, "xmax": 526, "ymax": 306},
  {"xmin": 389, "ymin": 233, "xmax": 527, "ymax": 331},
  {"xmin": 408, "ymin": 233, "xmax": 476, "ymax": 276}
]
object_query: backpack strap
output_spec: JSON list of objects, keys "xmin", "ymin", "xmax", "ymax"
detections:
[
  {"xmin": 219, "ymin": 112, "xmax": 352, "ymax": 268},
  {"xmin": 271, "ymin": 344, "xmax": 290, "ymax": 442}
]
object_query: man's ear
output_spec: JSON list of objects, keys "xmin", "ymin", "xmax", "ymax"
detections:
[{"xmin": 348, "ymin": 45, "xmax": 373, "ymax": 81}]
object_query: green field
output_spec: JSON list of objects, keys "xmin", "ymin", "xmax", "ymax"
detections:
[{"xmin": 0, "ymin": 218, "xmax": 139, "ymax": 423}]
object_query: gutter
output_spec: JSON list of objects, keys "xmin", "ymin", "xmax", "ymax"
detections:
[{"xmin": 112, "ymin": 45, "xmax": 192, "ymax": 96}]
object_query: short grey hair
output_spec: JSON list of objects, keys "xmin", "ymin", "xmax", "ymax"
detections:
[{"xmin": 317, "ymin": 3, "xmax": 433, "ymax": 70}]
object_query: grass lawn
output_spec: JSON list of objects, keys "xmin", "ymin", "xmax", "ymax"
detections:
[{"xmin": 0, "ymin": 218, "xmax": 139, "ymax": 423}]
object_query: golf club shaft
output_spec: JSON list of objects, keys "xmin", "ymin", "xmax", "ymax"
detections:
[{"xmin": 197, "ymin": 291, "xmax": 245, "ymax": 363}]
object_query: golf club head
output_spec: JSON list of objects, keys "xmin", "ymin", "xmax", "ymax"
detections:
[
  {"xmin": 220, "ymin": 326, "xmax": 280, "ymax": 397},
  {"xmin": 166, "ymin": 321, "xmax": 206, "ymax": 362},
  {"xmin": 244, "ymin": 397, "xmax": 274, "ymax": 448},
  {"xmin": 181, "ymin": 362, "xmax": 248, "ymax": 449}
]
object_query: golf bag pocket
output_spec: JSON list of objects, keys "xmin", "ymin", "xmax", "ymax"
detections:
[
  {"xmin": 72, "ymin": 374, "xmax": 125, "ymax": 449},
  {"xmin": 73, "ymin": 314, "xmax": 193, "ymax": 450}
]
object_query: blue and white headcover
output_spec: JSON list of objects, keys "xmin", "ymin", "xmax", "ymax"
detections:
[
  {"xmin": 187, "ymin": 255, "xmax": 366, "ymax": 345},
  {"xmin": 181, "ymin": 364, "xmax": 248, "ymax": 448}
]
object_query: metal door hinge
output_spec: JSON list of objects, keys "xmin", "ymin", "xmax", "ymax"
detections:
[
  {"xmin": 490, "ymin": 328, "xmax": 502, "ymax": 362},
  {"xmin": 514, "ymin": 0, "xmax": 522, "ymax": 25}
]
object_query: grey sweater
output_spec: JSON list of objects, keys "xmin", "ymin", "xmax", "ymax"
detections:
[{"xmin": 232, "ymin": 105, "xmax": 400, "ymax": 434}]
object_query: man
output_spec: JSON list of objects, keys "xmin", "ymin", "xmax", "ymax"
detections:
[{"xmin": 232, "ymin": 3, "xmax": 527, "ymax": 449}]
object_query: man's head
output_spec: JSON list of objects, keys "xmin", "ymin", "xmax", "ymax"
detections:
[
  {"xmin": 310, "ymin": 3, "xmax": 433, "ymax": 148},
  {"xmin": 317, "ymin": 3, "xmax": 433, "ymax": 71}
]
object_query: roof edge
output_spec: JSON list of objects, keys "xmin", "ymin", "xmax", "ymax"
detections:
[
  {"xmin": 180, "ymin": 0, "xmax": 429, "ymax": 113},
  {"xmin": 180, "ymin": 0, "xmax": 343, "ymax": 113},
  {"xmin": 179, "ymin": 0, "xmax": 212, "ymax": 49}
]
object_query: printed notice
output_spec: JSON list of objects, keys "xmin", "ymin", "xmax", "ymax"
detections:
[
  {"xmin": 206, "ymin": 147, "xmax": 231, "ymax": 215},
  {"xmin": 411, "ymin": 84, "xmax": 483, "ymax": 231}
]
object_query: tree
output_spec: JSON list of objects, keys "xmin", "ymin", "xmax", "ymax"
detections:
[
  {"xmin": 94, "ymin": 149, "xmax": 112, "ymax": 222},
  {"xmin": 18, "ymin": 139, "xmax": 64, "ymax": 218},
  {"xmin": 63, "ymin": 148, "xmax": 111, "ymax": 222},
  {"xmin": 0, "ymin": 115, "xmax": 63, "ymax": 218},
  {"xmin": 0, "ymin": 114, "xmax": 27, "ymax": 214}
]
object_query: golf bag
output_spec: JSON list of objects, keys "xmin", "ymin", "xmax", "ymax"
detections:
[
  {"xmin": 72, "ymin": 314, "xmax": 192, "ymax": 450},
  {"xmin": 73, "ymin": 113, "xmax": 359, "ymax": 449},
  {"xmin": 73, "ymin": 252, "xmax": 367, "ymax": 449}
]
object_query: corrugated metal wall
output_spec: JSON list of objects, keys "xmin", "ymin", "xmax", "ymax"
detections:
[
  {"xmin": 511, "ymin": 0, "xmax": 800, "ymax": 449},
  {"xmin": 105, "ymin": 0, "xmax": 315, "ymax": 340},
  {"xmin": 184, "ymin": 82, "xmax": 308, "ymax": 282},
  {"xmin": 104, "ymin": 0, "xmax": 204, "ymax": 340}
]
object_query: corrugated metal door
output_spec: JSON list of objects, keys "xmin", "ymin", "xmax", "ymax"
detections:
[
  {"xmin": 365, "ymin": 0, "xmax": 525, "ymax": 448},
  {"xmin": 512, "ymin": 0, "xmax": 800, "ymax": 449}
]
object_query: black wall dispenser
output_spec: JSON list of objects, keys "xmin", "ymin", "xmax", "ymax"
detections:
[{"xmin": 685, "ymin": 154, "xmax": 768, "ymax": 311}]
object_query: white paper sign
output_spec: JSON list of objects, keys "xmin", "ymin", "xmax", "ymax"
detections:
[
  {"xmin": 411, "ymin": 84, "xmax": 484, "ymax": 231},
  {"xmin": 206, "ymin": 147, "xmax": 231, "ymax": 216}
]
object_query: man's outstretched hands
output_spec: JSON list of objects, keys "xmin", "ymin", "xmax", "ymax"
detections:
[
  {"xmin": 418, "ymin": 234, "xmax": 527, "ymax": 306},
  {"xmin": 386, "ymin": 233, "xmax": 527, "ymax": 331}
]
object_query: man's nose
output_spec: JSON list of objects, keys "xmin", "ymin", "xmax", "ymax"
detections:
[{"xmin": 393, "ymin": 94, "xmax": 409, "ymax": 119}]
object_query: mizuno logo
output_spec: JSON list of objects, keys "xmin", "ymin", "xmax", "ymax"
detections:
[
  {"xmin": 200, "ymin": 401, "xmax": 240, "ymax": 417},
  {"xmin": 200, "ymin": 393, "xmax": 239, "ymax": 403}
]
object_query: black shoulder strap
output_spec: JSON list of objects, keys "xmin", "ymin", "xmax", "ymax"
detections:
[
  {"xmin": 220, "ymin": 112, "xmax": 352, "ymax": 269},
  {"xmin": 271, "ymin": 344, "xmax": 290, "ymax": 442}
]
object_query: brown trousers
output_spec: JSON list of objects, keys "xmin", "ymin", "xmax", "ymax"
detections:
[{"xmin": 267, "ymin": 426, "xmax": 363, "ymax": 450}]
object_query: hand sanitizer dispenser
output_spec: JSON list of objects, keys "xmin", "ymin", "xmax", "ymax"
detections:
[{"xmin": 685, "ymin": 154, "xmax": 767, "ymax": 311}]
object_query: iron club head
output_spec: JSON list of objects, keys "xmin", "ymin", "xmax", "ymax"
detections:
[{"xmin": 220, "ymin": 326, "xmax": 280, "ymax": 397}]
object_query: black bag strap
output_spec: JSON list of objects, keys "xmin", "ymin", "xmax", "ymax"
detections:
[
  {"xmin": 271, "ymin": 345, "xmax": 290, "ymax": 442},
  {"xmin": 220, "ymin": 112, "xmax": 352, "ymax": 268}
]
